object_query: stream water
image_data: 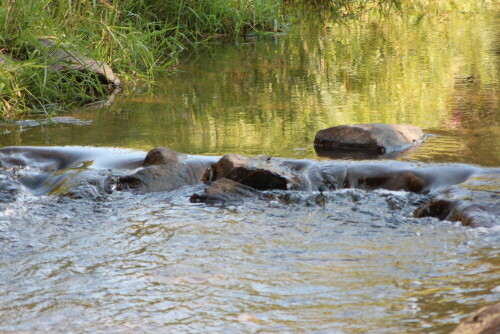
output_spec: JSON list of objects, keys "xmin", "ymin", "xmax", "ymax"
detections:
[{"xmin": 1, "ymin": 8, "xmax": 499, "ymax": 334}]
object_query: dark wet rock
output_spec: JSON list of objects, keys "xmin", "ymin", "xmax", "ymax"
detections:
[
  {"xmin": 352, "ymin": 171, "xmax": 426, "ymax": 193},
  {"xmin": 38, "ymin": 38, "xmax": 120, "ymax": 87},
  {"xmin": 314, "ymin": 123, "xmax": 425, "ymax": 157},
  {"xmin": 315, "ymin": 149, "xmax": 383, "ymax": 160},
  {"xmin": 344, "ymin": 166, "xmax": 426, "ymax": 193},
  {"xmin": 143, "ymin": 147, "xmax": 183, "ymax": 166},
  {"xmin": 448, "ymin": 201, "xmax": 499, "ymax": 228},
  {"xmin": 414, "ymin": 200, "xmax": 453, "ymax": 220},
  {"xmin": 414, "ymin": 172, "xmax": 500, "ymax": 227},
  {"xmin": 117, "ymin": 166, "xmax": 179, "ymax": 192},
  {"xmin": 190, "ymin": 178, "xmax": 262, "ymax": 204},
  {"xmin": 451, "ymin": 303, "xmax": 500, "ymax": 334},
  {"xmin": 201, "ymin": 154, "xmax": 292, "ymax": 191},
  {"xmin": 117, "ymin": 147, "xmax": 212, "ymax": 193},
  {"xmin": 269, "ymin": 190, "xmax": 332, "ymax": 207},
  {"xmin": 416, "ymin": 199, "xmax": 500, "ymax": 228},
  {"xmin": 200, "ymin": 156, "xmax": 482, "ymax": 195}
]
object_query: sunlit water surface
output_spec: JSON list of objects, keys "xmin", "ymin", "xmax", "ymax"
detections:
[{"xmin": 1, "ymin": 7, "xmax": 499, "ymax": 334}]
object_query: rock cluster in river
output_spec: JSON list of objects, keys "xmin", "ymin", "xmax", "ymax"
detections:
[
  {"xmin": 109, "ymin": 145, "xmax": 496, "ymax": 228},
  {"xmin": 0, "ymin": 118, "xmax": 498, "ymax": 229}
]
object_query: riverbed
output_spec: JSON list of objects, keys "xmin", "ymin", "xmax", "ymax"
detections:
[{"xmin": 0, "ymin": 8, "xmax": 499, "ymax": 334}]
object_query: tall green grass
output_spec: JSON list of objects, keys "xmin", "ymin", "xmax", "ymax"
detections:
[{"xmin": 0, "ymin": 0, "xmax": 283, "ymax": 119}]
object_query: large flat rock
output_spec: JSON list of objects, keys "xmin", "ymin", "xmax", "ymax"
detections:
[{"xmin": 314, "ymin": 123, "xmax": 425, "ymax": 156}]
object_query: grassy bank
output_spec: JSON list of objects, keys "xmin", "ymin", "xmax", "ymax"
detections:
[
  {"xmin": 0, "ymin": 0, "xmax": 284, "ymax": 119},
  {"xmin": 0, "ymin": 0, "xmax": 492, "ymax": 119}
]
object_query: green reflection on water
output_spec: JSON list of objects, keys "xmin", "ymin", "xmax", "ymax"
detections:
[{"xmin": 2, "ymin": 9, "xmax": 499, "ymax": 165}]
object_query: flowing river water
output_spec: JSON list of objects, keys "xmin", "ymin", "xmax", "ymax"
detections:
[{"xmin": 1, "ymin": 7, "xmax": 499, "ymax": 334}]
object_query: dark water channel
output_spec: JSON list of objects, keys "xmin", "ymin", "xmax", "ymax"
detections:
[{"xmin": 1, "ymin": 8, "xmax": 500, "ymax": 334}]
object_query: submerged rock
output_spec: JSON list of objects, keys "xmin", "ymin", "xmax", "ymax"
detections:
[
  {"xmin": 314, "ymin": 123, "xmax": 425, "ymax": 157},
  {"xmin": 0, "ymin": 146, "xmax": 145, "ymax": 172},
  {"xmin": 414, "ymin": 172, "xmax": 500, "ymax": 227},
  {"xmin": 117, "ymin": 147, "xmax": 212, "ymax": 193},
  {"xmin": 200, "ymin": 154, "xmax": 485, "ymax": 196},
  {"xmin": 190, "ymin": 178, "xmax": 262, "ymax": 204},
  {"xmin": 345, "ymin": 168, "xmax": 426, "ymax": 193},
  {"xmin": 451, "ymin": 303, "xmax": 500, "ymax": 334},
  {"xmin": 56, "ymin": 171, "xmax": 115, "ymax": 200},
  {"xmin": 0, "ymin": 146, "xmax": 78, "ymax": 171},
  {"xmin": 201, "ymin": 154, "xmax": 292, "ymax": 190},
  {"xmin": 414, "ymin": 200, "xmax": 453, "ymax": 220}
]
